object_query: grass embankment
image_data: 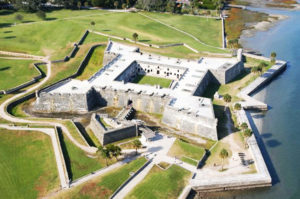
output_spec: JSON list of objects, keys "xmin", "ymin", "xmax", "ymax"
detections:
[
  {"xmin": 63, "ymin": 120, "xmax": 88, "ymax": 146},
  {"xmin": 76, "ymin": 45, "xmax": 106, "ymax": 80},
  {"xmin": 168, "ymin": 139, "xmax": 205, "ymax": 166},
  {"xmin": 0, "ymin": 129, "xmax": 59, "ymax": 198},
  {"xmin": 225, "ymin": 8, "xmax": 269, "ymax": 42},
  {"xmin": 85, "ymin": 127, "xmax": 102, "ymax": 147},
  {"xmin": 53, "ymin": 157, "xmax": 147, "ymax": 199},
  {"xmin": 58, "ymin": 132, "xmax": 114, "ymax": 180},
  {"xmin": 125, "ymin": 165, "xmax": 191, "ymax": 199},
  {"xmin": 0, "ymin": 58, "xmax": 39, "ymax": 90},
  {"xmin": 132, "ymin": 75, "xmax": 172, "ymax": 88}
]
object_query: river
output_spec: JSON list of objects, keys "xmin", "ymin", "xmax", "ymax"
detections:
[{"xmin": 224, "ymin": 7, "xmax": 300, "ymax": 199}]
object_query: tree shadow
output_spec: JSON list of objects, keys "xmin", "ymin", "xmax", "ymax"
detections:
[
  {"xmin": 3, "ymin": 30, "xmax": 13, "ymax": 33},
  {"xmin": 138, "ymin": 39, "xmax": 151, "ymax": 42},
  {"xmin": 0, "ymin": 66, "xmax": 10, "ymax": 71},
  {"xmin": 3, "ymin": 36, "xmax": 16, "ymax": 39},
  {"xmin": 266, "ymin": 139, "xmax": 281, "ymax": 148},
  {"xmin": 45, "ymin": 17, "xmax": 57, "ymax": 21},
  {"xmin": 261, "ymin": 133, "xmax": 272, "ymax": 139},
  {"xmin": 102, "ymin": 29, "xmax": 111, "ymax": 32},
  {"xmin": 0, "ymin": 10, "xmax": 14, "ymax": 15},
  {"xmin": 22, "ymin": 20, "xmax": 35, "ymax": 24},
  {"xmin": 0, "ymin": 23, "xmax": 12, "ymax": 28},
  {"xmin": 57, "ymin": 127, "xmax": 73, "ymax": 181}
]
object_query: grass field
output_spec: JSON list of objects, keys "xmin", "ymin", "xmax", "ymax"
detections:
[
  {"xmin": 0, "ymin": 10, "xmax": 226, "ymax": 58},
  {"xmin": 0, "ymin": 58, "xmax": 39, "ymax": 90},
  {"xmin": 125, "ymin": 165, "xmax": 191, "ymax": 199},
  {"xmin": 53, "ymin": 157, "xmax": 147, "ymax": 199},
  {"xmin": 59, "ymin": 132, "xmax": 113, "ymax": 180},
  {"xmin": 0, "ymin": 129, "xmax": 59, "ymax": 199},
  {"xmin": 168, "ymin": 139, "xmax": 205, "ymax": 160},
  {"xmin": 132, "ymin": 75, "xmax": 172, "ymax": 88}
]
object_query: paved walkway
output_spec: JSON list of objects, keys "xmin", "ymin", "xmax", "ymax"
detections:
[
  {"xmin": 0, "ymin": 52, "xmax": 97, "ymax": 154},
  {"xmin": 0, "ymin": 124, "xmax": 69, "ymax": 189},
  {"xmin": 113, "ymin": 134, "xmax": 197, "ymax": 198}
]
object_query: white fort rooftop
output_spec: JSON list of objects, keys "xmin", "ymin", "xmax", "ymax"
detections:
[
  {"xmin": 47, "ymin": 41, "xmax": 241, "ymax": 119},
  {"xmin": 37, "ymin": 41, "xmax": 244, "ymax": 140}
]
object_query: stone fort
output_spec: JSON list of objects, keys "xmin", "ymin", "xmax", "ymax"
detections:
[{"xmin": 34, "ymin": 41, "xmax": 244, "ymax": 140}]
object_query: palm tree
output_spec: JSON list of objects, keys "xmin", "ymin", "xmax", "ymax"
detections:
[
  {"xmin": 240, "ymin": 122, "xmax": 248, "ymax": 131},
  {"xmin": 132, "ymin": 33, "xmax": 138, "ymax": 43},
  {"xmin": 114, "ymin": 1, "xmax": 119, "ymax": 9},
  {"xmin": 223, "ymin": 94, "xmax": 231, "ymax": 111},
  {"xmin": 243, "ymin": 128, "xmax": 253, "ymax": 149},
  {"xmin": 97, "ymin": 146, "xmax": 110, "ymax": 166},
  {"xmin": 133, "ymin": 139, "xmax": 142, "ymax": 155},
  {"xmin": 90, "ymin": 21, "xmax": 95, "ymax": 32},
  {"xmin": 107, "ymin": 144, "xmax": 122, "ymax": 161},
  {"xmin": 234, "ymin": 103, "xmax": 241, "ymax": 110},
  {"xmin": 219, "ymin": 148, "xmax": 229, "ymax": 171},
  {"xmin": 271, "ymin": 52, "xmax": 277, "ymax": 63}
]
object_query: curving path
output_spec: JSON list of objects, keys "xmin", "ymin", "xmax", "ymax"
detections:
[{"xmin": 0, "ymin": 52, "xmax": 97, "ymax": 154}]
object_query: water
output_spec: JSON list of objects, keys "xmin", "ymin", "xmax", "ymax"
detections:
[{"xmin": 232, "ymin": 7, "xmax": 300, "ymax": 199}]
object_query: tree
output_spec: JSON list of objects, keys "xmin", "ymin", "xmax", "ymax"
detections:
[
  {"xmin": 234, "ymin": 103, "xmax": 241, "ymax": 110},
  {"xmin": 243, "ymin": 128, "xmax": 253, "ymax": 148},
  {"xmin": 271, "ymin": 52, "xmax": 277, "ymax": 63},
  {"xmin": 132, "ymin": 32, "xmax": 138, "ymax": 43},
  {"xmin": 97, "ymin": 146, "xmax": 111, "ymax": 166},
  {"xmin": 36, "ymin": 10, "xmax": 46, "ymax": 20},
  {"xmin": 240, "ymin": 122, "xmax": 248, "ymax": 131},
  {"xmin": 219, "ymin": 148, "xmax": 229, "ymax": 171},
  {"xmin": 84, "ymin": 1, "xmax": 89, "ymax": 7},
  {"xmin": 15, "ymin": 14, "xmax": 23, "ymax": 22},
  {"xmin": 223, "ymin": 93, "xmax": 231, "ymax": 110},
  {"xmin": 133, "ymin": 139, "xmax": 142, "ymax": 155},
  {"xmin": 122, "ymin": 3, "xmax": 127, "ymax": 9},
  {"xmin": 114, "ymin": 1, "xmax": 119, "ymax": 9},
  {"xmin": 90, "ymin": 21, "xmax": 95, "ymax": 31},
  {"xmin": 107, "ymin": 144, "xmax": 122, "ymax": 161},
  {"xmin": 77, "ymin": 1, "xmax": 82, "ymax": 9}
]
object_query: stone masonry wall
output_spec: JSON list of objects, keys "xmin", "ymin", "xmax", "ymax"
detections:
[
  {"xmin": 96, "ymin": 86, "xmax": 171, "ymax": 114},
  {"xmin": 162, "ymin": 106, "xmax": 218, "ymax": 140},
  {"xmin": 89, "ymin": 114, "xmax": 137, "ymax": 145}
]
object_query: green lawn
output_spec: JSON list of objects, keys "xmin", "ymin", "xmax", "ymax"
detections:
[
  {"xmin": 125, "ymin": 165, "xmax": 191, "ymax": 199},
  {"xmin": 142, "ymin": 12, "xmax": 223, "ymax": 47},
  {"xmin": 0, "ymin": 58, "xmax": 39, "ymax": 90},
  {"xmin": 132, "ymin": 75, "xmax": 172, "ymax": 88},
  {"xmin": 168, "ymin": 139, "xmax": 205, "ymax": 161},
  {"xmin": 58, "ymin": 132, "xmax": 112, "ymax": 180},
  {"xmin": 77, "ymin": 45, "xmax": 106, "ymax": 80},
  {"xmin": 53, "ymin": 157, "xmax": 147, "ymax": 199},
  {"xmin": 63, "ymin": 120, "xmax": 88, "ymax": 146},
  {"xmin": 205, "ymin": 141, "xmax": 232, "ymax": 167},
  {"xmin": 0, "ymin": 10, "xmax": 226, "ymax": 58},
  {"xmin": 0, "ymin": 129, "xmax": 59, "ymax": 199}
]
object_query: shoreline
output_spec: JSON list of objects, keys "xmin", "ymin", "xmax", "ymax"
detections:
[{"xmin": 240, "ymin": 13, "xmax": 288, "ymax": 42}]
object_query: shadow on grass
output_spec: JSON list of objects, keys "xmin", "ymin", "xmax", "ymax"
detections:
[
  {"xmin": 139, "ymin": 39, "xmax": 151, "ymax": 42},
  {"xmin": 74, "ymin": 122, "xmax": 96, "ymax": 147},
  {"xmin": 3, "ymin": 30, "xmax": 13, "ymax": 33},
  {"xmin": 0, "ymin": 66, "xmax": 10, "ymax": 71},
  {"xmin": 0, "ymin": 23, "xmax": 12, "ymax": 28},
  {"xmin": 3, "ymin": 36, "xmax": 16, "ymax": 39},
  {"xmin": 102, "ymin": 29, "xmax": 111, "ymax": 32},
  {"xmin": 0, "ymin": 10, "xmax": 15, "ymax": 16},
  {"xmin": 57, "ymin": 127, "xmax": 73, "ymax": 181},
  {"xmin": 45, "ymin": 17, "xmax": 57, "ymax": 21}
]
